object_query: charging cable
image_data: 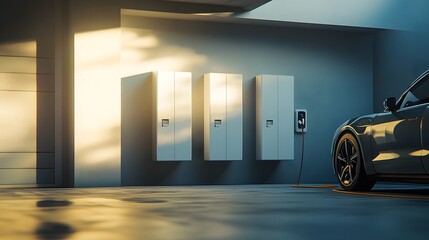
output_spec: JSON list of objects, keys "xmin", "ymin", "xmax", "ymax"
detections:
[
  {"xmin": 296, "ymin": 119, "xmax": 305, "ymax": 186},
  {"xmin": 293, "ymin": 118, "xmax": 337, "ymax": 189}
]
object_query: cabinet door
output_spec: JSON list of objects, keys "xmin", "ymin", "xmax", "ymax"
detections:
[
  {"xmin": 208, "ymin": 73, "xmax": 227, "ymax": 160},
  {"xmin": 174, "ymin": 72, "xmax": 192, "ymax": 160},
  {"xmin": 278, "ymin": 75, "xmax": 294, "ymax": 160},
  {"xmin": 261, "ymin": 75, "xmax": 278, "ymax": 160},
  {"xmin": 226, "ymin": 74, "xmax": 243, "ymax": 160},
  {"xmin": 256, "ymin": 76, "xmax": 263, "ymax": 160},
  {"xmin": 156, "ymin": 71, "xmax": 175, "ymax": 160}
]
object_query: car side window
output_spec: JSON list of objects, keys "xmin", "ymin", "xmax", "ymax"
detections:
[{"xmin": 400, "ymin": 75, "xmax": 429, "ymax": 109}]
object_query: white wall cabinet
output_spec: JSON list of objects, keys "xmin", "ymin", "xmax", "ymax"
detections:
[
  {"xmin": 153, "ymin": 71, "xmax": 192, "ymax": 161},
  {"xmin": 204, "ymin": 73, "xmax": 243, "ymax": 161},
  {"xmin": 256, "ymin": 74, "xmax": 294, "ymax": 160}
]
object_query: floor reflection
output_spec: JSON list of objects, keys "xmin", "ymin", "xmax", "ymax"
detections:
[
  {"xmin": 37, "ymin": 200, "xmax": 73, "ymax": 208},
  {"xmin": 35, "ymin": 222, "xmax": 75, "ymax": 240},
  {"xmin": 0, "ymin": 184, "xmax": 427, "ymax": 239},
  {"xmin": 334, "ymin": 185, "xmax": 429, "ymax": 200},
  {"xmin": 374, "ymin": 188, "xmax": 429, "ymax": 195}
]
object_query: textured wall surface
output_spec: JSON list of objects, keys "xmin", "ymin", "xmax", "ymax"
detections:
[{"xmin": 121, "ymin": 15, "xmax": 374, "ymax": 185}]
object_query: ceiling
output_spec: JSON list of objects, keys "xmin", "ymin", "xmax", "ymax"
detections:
[{"xmin": 160, "ymin": 0, "xmax": 271, "ymax": 11}]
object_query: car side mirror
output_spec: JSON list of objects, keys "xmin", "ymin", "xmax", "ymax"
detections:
[{"xmin": 383, "ymin": 97, "xmax": 397, "ymax": 112}]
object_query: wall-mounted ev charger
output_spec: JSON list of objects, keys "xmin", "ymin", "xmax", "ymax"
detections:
[
  {"xmin": 295, "ymin": 109, "xmax": 307, "ymax": 187},
  {"xmin": 295, "ymin": 109, "xmax": 307, "ymax": 133}
]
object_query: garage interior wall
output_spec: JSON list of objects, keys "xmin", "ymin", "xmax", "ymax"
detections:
[
  {"xmin": 373, "ymin": 29, "xmax": 429, "ymax": 112},
  {"xmin": 1, "ymin": 0, "xmax": 376, "ymax": 187},
  {"xmin": 7, "ymin": 0, "xmax": 429, "ymax": 186},
  {"xmin": 120, "ymin": 14, "xmax": 373, "ymax": 185}
]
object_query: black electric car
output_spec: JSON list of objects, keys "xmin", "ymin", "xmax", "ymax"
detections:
[{"xmin": 332, "ymin": 69, "xmax": 429, "ymax": 191}]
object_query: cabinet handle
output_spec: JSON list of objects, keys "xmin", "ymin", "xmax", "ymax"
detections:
[
  {"xmin": 266, "ymin": 120, "xmax": 274, "ymax": 128},
  {"xmin": 214, "ymin": 119, "xmax": 222, "ymax": 128},
  {"xmin": 162, "ymin": 119, "xmax": 170, "ymax": 127}
]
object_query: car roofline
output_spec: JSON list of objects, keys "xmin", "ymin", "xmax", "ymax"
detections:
[{"xmin": 396, "ymin": 69, "xmax": 429, "ymax": 107}]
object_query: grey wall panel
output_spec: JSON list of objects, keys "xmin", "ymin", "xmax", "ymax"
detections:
[
  {"xmin": 0, "ymin": 153, "xmax": 54, "ymax": 169},
  {"xmin": 0, "ymin": 169, "xmax": 37, "ymax": 185},
  {"xmin": 0, "ymin": 73, "xmax": 37, "ymax": 91},
  {"xmin": 0, "ymin": 91, "xmax": 55, "ymax": 153},
  {"xmin": 0, "ymin": 73, "xmax": 54, "ymax": 92},
  {"xmin": 0, "ymin": 153, "xmax": 37, "ymax": 168},
  {"xmin": 0, "ymin": 91, "xmax": 37, "ymax": 152},
  {"xmin": 0, "ymin": 57, "xmax": 53, "ymax": 75}
]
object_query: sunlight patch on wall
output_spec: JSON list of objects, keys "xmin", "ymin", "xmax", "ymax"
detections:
[
  {"xmin": 121, "ymin": 28, "xmax": 207, "ymax": 77},
  {"xmin": 0, "ymin": 92, "xmax": 36, "ymax": 152},
  {"xmin": 74, "ymin": 28, "xmax": 121, "ymax": 186},
  {"xmin": 0, "ymin": 73, "xmax": 37, "ymax": 91}
]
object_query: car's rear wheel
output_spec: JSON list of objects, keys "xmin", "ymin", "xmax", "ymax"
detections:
[{"xmin": 334, "ymin": 133, "xmax": 375, "ymax": 191}]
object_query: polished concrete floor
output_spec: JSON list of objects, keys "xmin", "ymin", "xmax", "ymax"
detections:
[{"xmin": 1, "ymin": 184, "xmax": 429, "ymax": 240}]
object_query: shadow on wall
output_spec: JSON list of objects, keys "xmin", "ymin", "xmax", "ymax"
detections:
[{"xmin": 122, "ymin": 73, "xmax": 179, "ymax": 185}]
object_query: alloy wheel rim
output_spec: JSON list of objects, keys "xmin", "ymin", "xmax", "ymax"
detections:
[{"xmin": 336, "ymin": 138, "xmax": 359, "ymax": 187}]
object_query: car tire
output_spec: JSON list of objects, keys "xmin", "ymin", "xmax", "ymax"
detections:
[{"xmin": 334, "ymin": 133, "xmax": 375, "ymax": 191}]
